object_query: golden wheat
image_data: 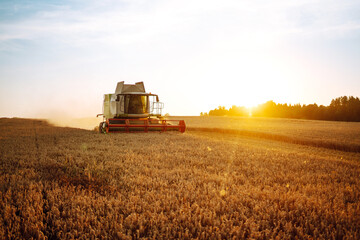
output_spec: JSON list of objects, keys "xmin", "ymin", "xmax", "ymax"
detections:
[{"xmin": 0, "ymin": 118, "xmax": 359, "ymax": 239}]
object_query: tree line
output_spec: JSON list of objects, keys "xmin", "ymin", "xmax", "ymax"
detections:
[{"xmin": 201, "ymin": 96, "xmax": 360, "ymax": 122}]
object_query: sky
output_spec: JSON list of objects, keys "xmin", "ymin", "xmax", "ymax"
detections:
[{"xmin": 0, "ymin": 0, "xmax": 359, "ymax": 117}]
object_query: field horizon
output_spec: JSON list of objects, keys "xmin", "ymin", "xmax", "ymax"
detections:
[{"xmin": 45, "ymin": 116, "xmax": 360, "ymax": 152}]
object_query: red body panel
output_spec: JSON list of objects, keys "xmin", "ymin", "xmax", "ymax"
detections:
[{"xmin": 106, "ymin": 119, "xmax": 186, "ymax": 133}]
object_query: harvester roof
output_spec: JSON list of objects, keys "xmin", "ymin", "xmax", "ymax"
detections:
[{"xmin": 115, "ymin": 81, "xmax": 146, "ymax": 94}]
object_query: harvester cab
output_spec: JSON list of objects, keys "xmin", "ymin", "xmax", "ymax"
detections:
[{"xmin": 97, "ymin": 81, "xmax": 186, "ymax": 133}]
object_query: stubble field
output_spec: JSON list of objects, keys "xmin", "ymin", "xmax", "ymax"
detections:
[{"xmin": 0, "ymin": 117, "xmax": 359, "ymax": 239}]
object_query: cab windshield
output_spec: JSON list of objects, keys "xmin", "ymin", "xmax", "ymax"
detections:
[{"xmin": 125, "ymin": 95, "xmax": 148, "ymax": 114}]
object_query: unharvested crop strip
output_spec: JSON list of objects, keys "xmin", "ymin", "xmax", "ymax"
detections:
[{"xmin": 188, "ymin": 127, "xmax": 360, "ymax": 153}]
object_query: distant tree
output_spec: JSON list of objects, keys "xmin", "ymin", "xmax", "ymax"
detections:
[
  {"xmin": 252, "ymin": 101, "xmax": 277, "ymax": 117},
  {"xmin": 328, "ymin": 96, "xmax": 360, "ymax": 121},
  {"xmin": 209, "ymin": 106, "xmax": 228, "ymax": 116},
  {"xmin": 228, "ymin": 105, "xmax": 248, "ymax": 116},
  {"xmin": 205, "ymin": 96, "xmax": 360, "ymax": 122}
]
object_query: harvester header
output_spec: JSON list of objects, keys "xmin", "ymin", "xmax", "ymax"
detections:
[{"xmin": 97, "ymin": 81, "xmax": 186, "ymax": 133}]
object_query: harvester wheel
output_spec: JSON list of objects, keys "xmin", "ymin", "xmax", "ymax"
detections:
[{"xmin": 99, "ymin": 122, "xmax": 107, "ymax": 134}]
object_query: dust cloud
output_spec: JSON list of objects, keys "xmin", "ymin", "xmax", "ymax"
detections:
[{"xmin": 47, "ymin": 117, "xmax": 100, "ymax": 130}]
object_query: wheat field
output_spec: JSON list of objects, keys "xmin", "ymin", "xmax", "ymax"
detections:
[{"xmin": 0, "ymin": 117, "xmax": 359, "ymax": 239}]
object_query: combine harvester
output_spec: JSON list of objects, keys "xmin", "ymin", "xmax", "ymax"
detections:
[{"xmin": 97, "ymin": 81, "xmax": 186, "ymax": 133}]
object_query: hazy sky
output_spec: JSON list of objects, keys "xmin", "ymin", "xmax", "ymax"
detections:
[{"xmin": 1, "ymin": 0, "xmax": 359, "ymax": 117}]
